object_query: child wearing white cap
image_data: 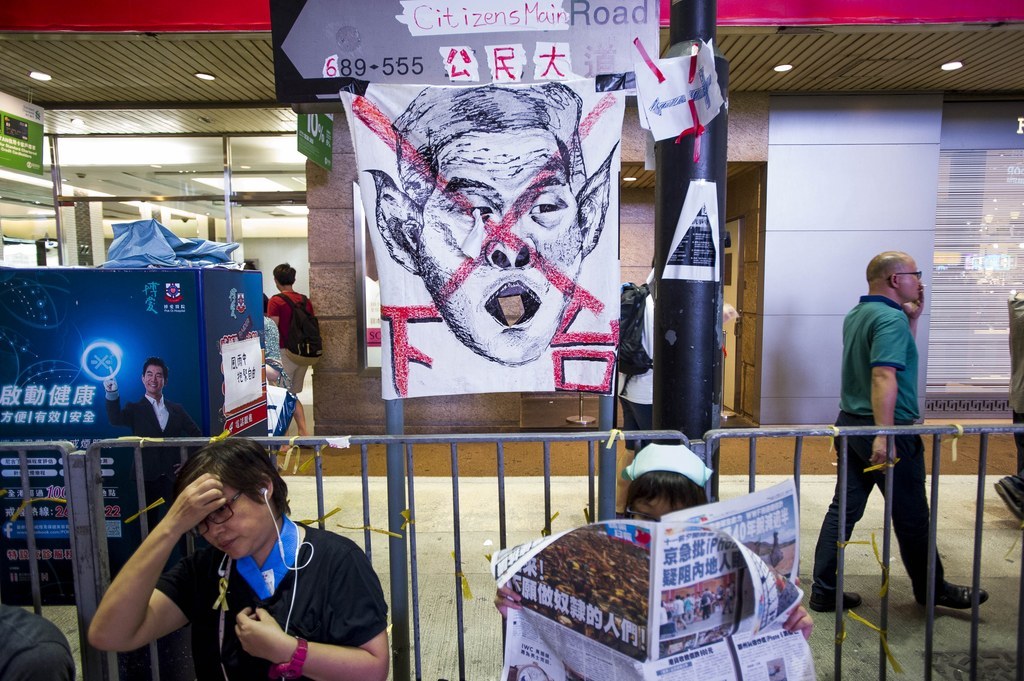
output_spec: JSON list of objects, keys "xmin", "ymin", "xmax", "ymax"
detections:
[{"xmin": 620, "ymin": 443, "xmax": 713, "ymax": 521}]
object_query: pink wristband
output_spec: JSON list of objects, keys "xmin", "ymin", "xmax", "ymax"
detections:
[{"xmin": 268, "ymin": 637, "xmax": 307, "ymax": 679}]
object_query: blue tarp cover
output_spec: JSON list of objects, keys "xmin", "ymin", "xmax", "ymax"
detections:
[{"xmin": 102, "ymin": 219, "xmax": 239, "ymax": 268}]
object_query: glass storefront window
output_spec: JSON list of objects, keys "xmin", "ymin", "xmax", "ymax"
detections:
[{"xmin": 928, "ymin": 148, "xmax": 1024, "ymax": 397}]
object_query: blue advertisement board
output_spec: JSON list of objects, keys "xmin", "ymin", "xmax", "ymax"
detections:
[{"xmin": 0, "ymin": 267, "xmax": 267, "ymax": 604}]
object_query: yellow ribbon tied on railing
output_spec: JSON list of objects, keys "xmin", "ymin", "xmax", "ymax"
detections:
[
  {"xmin": 863, "ymin": 457, "xmax": 900, "ymax": 474},
  {"xmin": 834, "ymin": 619, "xmax": 847, "ymax": 646},
  {"xmin": 946, "ymin": 423, "xmax": 963, "ymax": 462},
  {"xmin": 870, "ymin": 533, "xmax": 891, "ymax": 598},
  {"xmin": 540, "ymin": 511, "xmax": 560, "ymax": 537},
  {"xmin": 827, "ymin": 425, "xmax": 840, "ymax": 455},
  {"xmin": 847, "ymin": 611, "xmax": 904, "ymax": 674},
  {"xmin": 335, "ymin": 523, "xmax": 403, "ymax": 538},
  {"xmin": 401, "ymin": 509, "xmax": 414, "ymax": 531},
  {"xmin": 124, "ymin": 497, "xmax": 166, "ymax": 524},
  {"xmin": 605, "ymin": 429, "xmax": 624, "ymax": 449},
  {"xmin": 297, "ymin": 507, "xmax": 341, "ymax": 526},
  {"xmin": 282, "ymin": 436, "xmax": 300, "ymax": 473},
  {"xmin": 12, "ymin": 497, "xmax": 67, "ymax": 522},
  {"xmin": 450, "ymin": 551, "xmax": 473, "ymax": 599},
  {"xmin": 209, "ymin": 429, "xmax": 231, "ymax": 443},
  {"xmin": 297, "ymin": 450, "xmax": 319, "ymax": 473},
  {"xmin": 583, "ymin": 507, "xmax": 591, "ymax": 524}
]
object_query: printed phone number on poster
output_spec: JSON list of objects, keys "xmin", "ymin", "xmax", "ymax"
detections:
[{"xmin": 324, "ymin": 56, "xmax": 425, "ymax": 78}]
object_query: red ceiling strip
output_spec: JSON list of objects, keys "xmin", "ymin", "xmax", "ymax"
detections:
[{"xmin": 0, "ymin": 0, "xmax": 1021, "ymax": 33}]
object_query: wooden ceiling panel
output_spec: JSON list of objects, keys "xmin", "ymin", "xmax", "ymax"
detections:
[{"xmin": 0, "ymin": 24, "xmax": 1017, "ymax": 137}]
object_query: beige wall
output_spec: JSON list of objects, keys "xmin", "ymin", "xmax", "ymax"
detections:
[{"xmin": 307, "ymin": 93, "xmax": 769, "ymax": 434}]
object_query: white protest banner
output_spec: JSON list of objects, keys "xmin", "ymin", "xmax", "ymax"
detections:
[{"xmin": 344, "ymin": 79, "xmax": 624, "ymax": 399}]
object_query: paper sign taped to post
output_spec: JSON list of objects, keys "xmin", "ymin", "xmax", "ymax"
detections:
[
  {"xmin": 633, "ymin": 39, "xmax": 724, "ymax": 142},
  {"xmin": 220, "ymin": 336, "xmax": 263, "ymax": 414},
  {"xmin": 664, "ymin": 180, "xmax": 719, "ymax": 282}
]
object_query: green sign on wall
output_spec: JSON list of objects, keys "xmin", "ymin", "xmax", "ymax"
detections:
[
  {"xmin": 297, "ymin": 113, "xmax": 332, "ymax": 171},
  {"xmin": 0, "ymin": 92, "xmax": 44, "ymax": 175}
]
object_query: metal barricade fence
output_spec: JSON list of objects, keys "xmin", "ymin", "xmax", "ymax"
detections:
[
  {"xmin": 60, "ymin": 431, "xmax": 685, "ymax": 681},
  {"xmin": 6, "ymin": 425, "xmax": 1020, "ymax": 681},
  {"xmin": 0, "ymin": 440, "xmax": 78, "ymax": 614},
  {"xmin": 699, "ymin": 423, "xmax": 1024, "ymax": 681}
]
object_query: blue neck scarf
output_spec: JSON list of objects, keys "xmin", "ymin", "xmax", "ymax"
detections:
[{"xmin": 235, "ymin": 515, "xmax": 298, "ymax": 599}]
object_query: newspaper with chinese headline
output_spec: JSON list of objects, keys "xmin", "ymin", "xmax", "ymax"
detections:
[{"xmin": 491, "ymin": 480, "xmax": 814, "ymax": 681}]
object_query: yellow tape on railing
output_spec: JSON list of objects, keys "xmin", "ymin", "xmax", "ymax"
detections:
[
  {"xmin": 297, "ymin": 507, "xmax": 341, "ymax": 526},
  {"xmin": 12, "ymin": 497, "xmax": 67, "ymax": 522},
  {"xmin": 847, "ymin": 611, "xmax": 903, "ymax": 674},
  {"xmin": 605, "ymin": 429, "xmax": 624, "ymax": 449},
  {"xmin": 946, "ymin": 424, "xmax": 964, "ymax": 462},
  {"xmin": 450, "ymin": 551, "xmax": 473, "ymax": 599},
  {"xmin": 834, "ymin": 619, "xmax": 847, "ymax": 645},
  {"xmin": 335, "ymin": 523, "xmax": 403, "ymax": 538},
  {"xmin": 827, "ymin": 426, "xmax": 840, "ymax": 454},
  {"xmin": 297, "ymin": 451, "xmax": 319, "ymax": 473},
  {"xmin": 870, "ymin": 533, "xmax": 891, "ymax": 598},
  {"xmin": 583, "ymin": 507, "xmax": 591, "ymax": 524},
  {"xmin": 124, "ymin": 497, "xmax": 166, "ymax": 524},
  {"xmin": 540, "ymin": 511, "xmax": 560, "ymax": 537},
  {"xmin": 209, "ymin": 429, "xmax": 231, "ymax": 443},
  {"xmin": 401, "ymin": 509, "xmax": 413, "ymax": 530},
  {"xmin": 863, "ymin": 457, "xmax": 900, "ymax": 474},
  {"xmin": 283, "ymin": 436, "xmax": 300, "ymax": 473}
]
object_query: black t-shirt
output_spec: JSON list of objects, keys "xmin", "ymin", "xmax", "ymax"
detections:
[
  {"xmin": 0, "ymin": 604, "xmax": 74, "ymax": 681},
  {"xmin": 156, "ymin": 526, "xmax": 388, "ymax": 680}
]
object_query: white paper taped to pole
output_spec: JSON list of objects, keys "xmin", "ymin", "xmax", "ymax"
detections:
[{"xmin": 664, "ymin": 179, "xmax": 719, "ymax": 282}]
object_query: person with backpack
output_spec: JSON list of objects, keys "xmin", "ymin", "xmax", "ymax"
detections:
[
  {"xmin": 268, "ymin": 264, "xmax": 321, "ymax": 435},
  {"xmin": 616, "ymin": 270, "xmax": 655, "ymax": 514}
]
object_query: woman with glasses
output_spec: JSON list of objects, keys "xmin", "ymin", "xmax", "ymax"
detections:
[
  {"xmin": 89, "ymin": 438, "xmax": 389, "ymax": 681},
  {"xmin": 497, "ymin": 443, "xmax": 814, "ymax": 640}
]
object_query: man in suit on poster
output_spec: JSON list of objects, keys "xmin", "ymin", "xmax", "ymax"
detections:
[{"xmin": 104, "ymin": 355, "xmax": 201, "ymax": 502}]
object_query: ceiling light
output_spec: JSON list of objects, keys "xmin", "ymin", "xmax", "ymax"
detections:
[
  {"xmin": 773, "ymin": 64, "xmax": 793, "ymax": 73},
  {"xmin": 192, "ymin": 176, "xmax": 291, "ymax": 192},
  {"xmin": 194, "ymin": 72, "xmax": 216, "ymax": 81},
  {"xmin": 29, "ymin": 71, "xmax": 52, "ymax": 81},
  {"xmin": 70, "ymin": 118, "xmax": 85, "ymax": 128},
  {"xmin": 940, "ymin": 61, "xmax": 963, "ymax": 71},
  {"xmin": 623, "ymin": 176, "xmax": 637, "ymax": 182}
]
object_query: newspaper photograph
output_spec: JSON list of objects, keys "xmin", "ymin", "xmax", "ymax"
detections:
[
  {"xmin": 662, "ymin": 480, "xmax": 801, "ymax": 580},
  {"xmin": 491, "ymin": 480, "xmax": 814, "ymax": 681}
]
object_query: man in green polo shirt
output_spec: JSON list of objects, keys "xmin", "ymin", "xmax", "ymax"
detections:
[{"xmin": 809, "ymin": 251, "xmax": 988, "ymax": 612}]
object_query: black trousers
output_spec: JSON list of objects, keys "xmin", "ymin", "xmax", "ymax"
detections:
[{"xmin": 811, "ymin": 411, "xmax": 945, "ymax": 603}]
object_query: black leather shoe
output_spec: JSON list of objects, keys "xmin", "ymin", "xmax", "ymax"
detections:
[
  {"xmin": 995, "ymin": 478, "xmax": 1024, "ymax": 520},
  {"xmin": 808, "ymin": 591, "xmax": 862, "ymax": 612},
  {"xmin": 928, "ymin": 583, "xmax": 989, "ymax": 610}
]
